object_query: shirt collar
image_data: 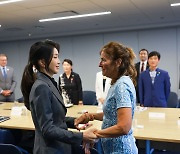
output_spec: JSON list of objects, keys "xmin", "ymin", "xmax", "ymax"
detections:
[
  {"xmin": 41, "ymin": 72, "xmax": 58, "ymax": 89},
  {"xmin": 0, "ymin": 66, "xmax": 6, "ymax": 72},
  {"xmin": 0, "ymin": 66, "xmax": 6, "ymax": 69},
  {"xmin": 141, "ymin": 60, "xmax": 147, "ymax": 65}
]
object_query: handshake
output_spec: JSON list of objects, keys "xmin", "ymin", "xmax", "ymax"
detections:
[{"xmin": 74, "ymin": 112, "xmax": 99, "ymax": 154}]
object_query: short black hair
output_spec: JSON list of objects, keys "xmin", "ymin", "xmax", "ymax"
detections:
[
  {"xmin": 62, "ymin": 59, "xmax": 73, "ymax": 66},
  {"xmin": 139, "ymin": 49, "xmax": 149, "ymax": 54},
  {"xmin": 148, "ymin": 51, "xmax": 161, "ymax": 60}
]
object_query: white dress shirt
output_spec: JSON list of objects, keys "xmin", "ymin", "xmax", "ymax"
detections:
[
  {"xmin": 140, "ymin": 60, "xmax": 148, "ymax": 72},
  {"xmin": 95, "ymin": 71, "xmax": 111, "ymax": 106}
]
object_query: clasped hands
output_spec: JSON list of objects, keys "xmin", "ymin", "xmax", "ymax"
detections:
[
  {"xmin": 74, "ymin": 113, "xmax": 98, "ymax": 154},
  {"xmin": 2, "ymin": 90, "xmax": 12, "ymax": 96}
]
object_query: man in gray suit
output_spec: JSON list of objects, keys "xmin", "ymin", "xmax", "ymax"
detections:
[{"xmin": 0, "ymin": 54, "xmax": 17, "ymax": 102}]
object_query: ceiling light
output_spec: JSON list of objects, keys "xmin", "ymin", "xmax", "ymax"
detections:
[
  {"xmin": 0, "ymin": 0, "xmax": 24, "ymax": 5},
  {"xmin": 39, "ymin": 11, "xmax": 111, "ymax": 22},
  {"xmin": 171, "ymin": 3, "xmax": 180, "ymax": 6}
]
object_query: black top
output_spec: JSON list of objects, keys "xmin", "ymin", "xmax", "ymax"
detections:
[
  {"xmin": 41, "ymin": 72, "xmax": 59, "ymax": 91},
  {"xmin": 59, "ymin": 72, "xmax": 83, "ymax": 105}
]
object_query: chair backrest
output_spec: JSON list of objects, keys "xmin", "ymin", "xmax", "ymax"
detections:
[
  {"xmin": 0, "ymin": 129, "xmax": 15, "ymax": 144},
  {"xmin": 83, "ymin": 91, "xmax": 98, "ymax": 105},
  {"xmin": 0, "ymin": 144, "xmax": 22, "ymax": 154},
  {"xmin": 16, "ymin": 97, "xmax": 24, "ymax": 103},
  {"xmin": 167, "ymin": 92, "xmax": 178, "ymax": 108},
  {"xmin": 178, "ymin": 98, "xmax": 180, "ymax": 108}
]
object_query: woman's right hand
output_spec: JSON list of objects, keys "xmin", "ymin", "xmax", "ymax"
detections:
[{"xmin": 83, "ymin": 127, "xmax": 98, "ymax": 142}]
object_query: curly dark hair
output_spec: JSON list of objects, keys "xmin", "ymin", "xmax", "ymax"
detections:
[{"xmin": 100, "ymin": 42, "xmax": 137, "ymax": 85}]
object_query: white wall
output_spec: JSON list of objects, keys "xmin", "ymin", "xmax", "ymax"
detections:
[{"xmin": 0, "ymin": 26, "xmax": 179, "ymax": 100}]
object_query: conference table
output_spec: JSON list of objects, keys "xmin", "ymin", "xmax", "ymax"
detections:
[
  {"xmin": 133, "ymin": 107, "xmax": 180, "ymax": 154},
  {"xmin": 0, "ymin": 102, "xmax": 102, "ymax": 130},
  {"xmin": 0, "ymin": 102, "xmax": 180, "ymax": 154}
]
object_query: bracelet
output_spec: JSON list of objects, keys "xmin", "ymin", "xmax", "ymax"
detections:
[
  {"xmin": 88, "ymin": 113, "xmax": 94, "ymax": 121},
  {"xmin": 90, "ymin": 114, "xmax": 95, "ymax": 121},
  {"xmin": 84, "ymin": 112, "xmax": 94, "ymax": 121}
]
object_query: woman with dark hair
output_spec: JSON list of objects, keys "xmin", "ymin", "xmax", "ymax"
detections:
[
  {"xmin": 75, "ymin": 42, "xmax": 138, "ymax": 154},
  {"xmin": 59, "ymin": 59, "xmax": 83, "ymax": 105},
  {"xmin": 21, "ymin": 40, "xmax": 96, "ymax": 154}
]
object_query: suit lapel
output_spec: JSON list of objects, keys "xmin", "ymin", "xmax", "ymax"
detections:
[
  {"xmin": 154, "ymin": 68, "xmax": 161, "ymax": 84},
  {"xmin": 146, "ymin": 63, "xmax": 149, "ymax": 70},
  {"xmin": 6, "ymin": 67, "xmax": 10, "ymax": 78},
  {"xmin": 0, "ymin": 68, "xmax": 4, "ymax": 79},
  {"xmin": 38, "ymin": 73, "xmax": 65, "ymax": 108},
  {"xmin": 146, "ymin": 69, "xmax": 152, "ymax": 83},
  {"xmin": 0, "ymin": 67, "xmax": 8, "ymax": 80},
  {"xmin": 50, "ymin": 83, "xmax": 64, "ymax": 103},
  {"xmin": 137, "ymin": 62, "xmax": 140, "ymax": 75}
]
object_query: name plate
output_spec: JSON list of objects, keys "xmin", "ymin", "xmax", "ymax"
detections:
[
  {"xmin": 177, "ymin": 120, "xmax": 180, "ymax": 126},
  {"xmin": 149, "ymin": 112, "xmax": 165, "ymax": 119}
]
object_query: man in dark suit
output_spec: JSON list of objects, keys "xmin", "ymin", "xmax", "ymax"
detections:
[
  {"xmin": 135, "ymin": 49, "xmax": 149, "ymax": 103},
  {"xmin": 0, "ymin": 54, "xmax": 17, "ymax": 102},
  {"xmin": 138, "ymin": 51, "xmax": 171, "ymax": 107}
]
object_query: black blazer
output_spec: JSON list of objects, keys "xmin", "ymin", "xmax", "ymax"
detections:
[
  {"xmin": 135, "ymin": 62, "xmax": 149, "ymax": 85},
  {"xmin": 135, "ymin": 62, "xmax": 149, "ymax": 103},
  {"xmin": 59, "ymin": 72, "xmax": 83, "ymax": 105},
  {"xmin": 29, "ymin": 72, "xmax": 82, "ymax": 154}
]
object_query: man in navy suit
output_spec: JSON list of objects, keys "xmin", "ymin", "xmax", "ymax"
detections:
[
  {"xmin": 138, "ymin": 51, "xmax": 170, "ymax": 107},
  {"xmin": 135, "ymin": 49, "xmax": 149, "ymax": 103}
]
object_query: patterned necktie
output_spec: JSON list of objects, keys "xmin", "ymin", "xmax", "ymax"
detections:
[
  {"xmin": 141, "ymin": 62, "xmax": 144, "ymax": 73},
  {"xmin": 3, "ymin": 67, "xmax": 7, "ymax": 78}
]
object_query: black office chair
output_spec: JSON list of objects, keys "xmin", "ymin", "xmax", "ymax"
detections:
[
  {"xmin": 0, "ymin": 129, "xmax": 29, "ymax": 153},
  {"xmin": 16, "ymin": 97, "xmax": 24, "ymax": 103},
  {"xmin": 178, "ymin": 99, "xmax": 180, "ymax": 108},
  {"xmin": 0, "ymin": 143, "xmax": 25, "ymax": 154},
  {"xmin": 167, "ymin": 92, "xmax": 178, "ymax": 108},
  {"xmin": 83, "ymin": 91, "xmax": 98, "ymax": 105},
  {"xmin": 0, "ymin": 129, "xmax": 15, "ymax": 144}
]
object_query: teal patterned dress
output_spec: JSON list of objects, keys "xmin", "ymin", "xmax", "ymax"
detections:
[{"xmin": 101, "ymin": 76, "xmax": 138, "ymax": 154}]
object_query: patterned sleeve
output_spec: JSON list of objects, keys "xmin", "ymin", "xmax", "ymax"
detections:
[{"xmin": 115, "ymin": 81, "xmax": 132, "ymax": 109}]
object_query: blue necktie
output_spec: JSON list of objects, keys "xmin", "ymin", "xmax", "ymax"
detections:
[{"xmin": 3, "ymin": 67, "xmax": 7, "ymax": 78}]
